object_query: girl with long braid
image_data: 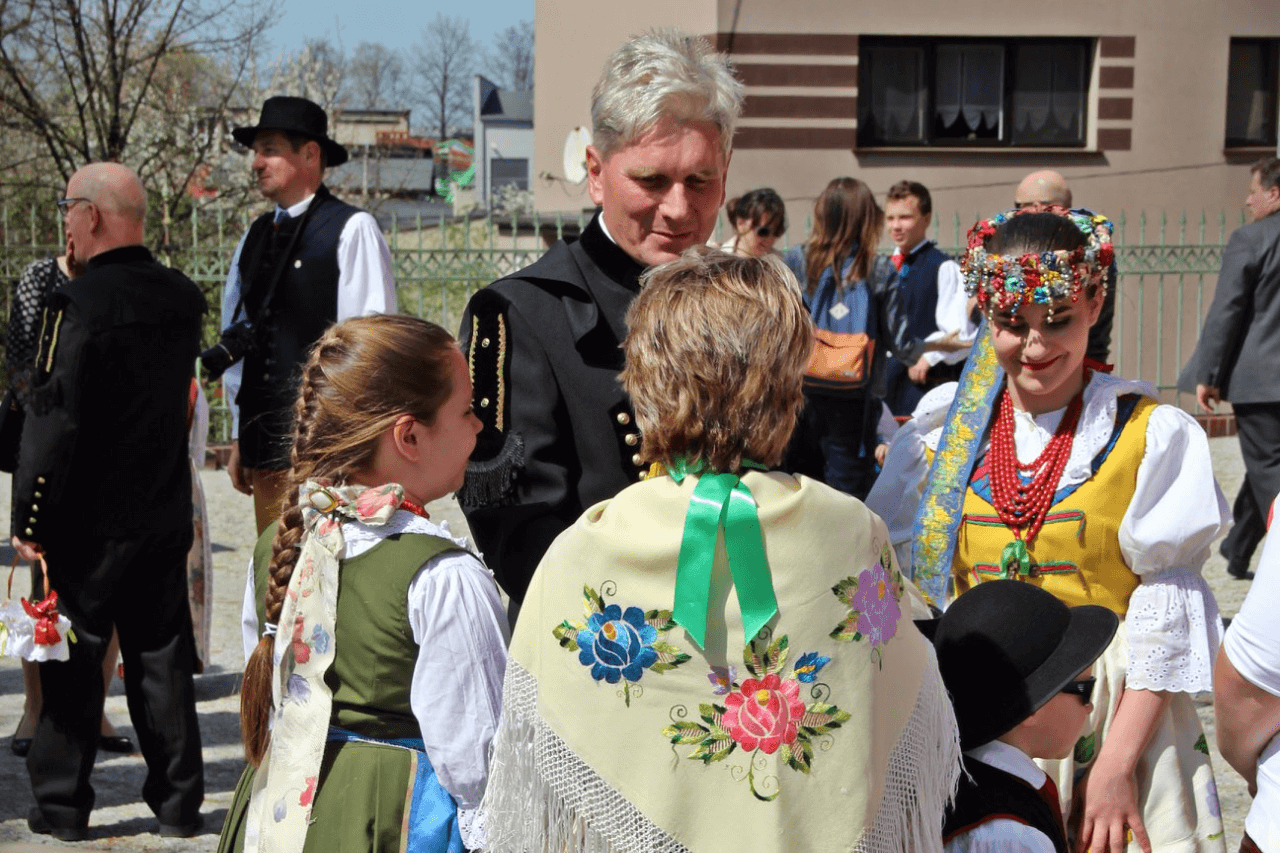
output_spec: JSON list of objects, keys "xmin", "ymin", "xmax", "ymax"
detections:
[
  {"xmin": 869, "ymin": 208, "xmax": 1229, "ymax": 853},
  {"xmin": 218, "ymin": 314, "xmax": 508, "ymax": 853}
]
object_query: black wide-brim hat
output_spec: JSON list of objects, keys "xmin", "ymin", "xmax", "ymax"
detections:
[
  {"xmin": 233, "ymin": 96, "xmax": 349, "ymax": 167},
  {"xmin": 916, "ymin": 580, "xmax": 1118, "ymax": 750}
]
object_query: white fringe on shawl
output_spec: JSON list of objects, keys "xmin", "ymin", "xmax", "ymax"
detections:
[{"xmin": 481, "ymin": 659, "xmax": 961, "ymax": 853}]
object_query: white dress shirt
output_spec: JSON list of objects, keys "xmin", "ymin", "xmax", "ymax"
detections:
[
  {"xmin": 1224, "ymin": 529, "xmax": 1280, "ymax": 853},
  {"xmin": 946, "ymin": 740, "xmax": 1057, "ymax": 853},
  {"xmin": 892, "ymin": 239, "xmax": 976, "ymax": 366}
]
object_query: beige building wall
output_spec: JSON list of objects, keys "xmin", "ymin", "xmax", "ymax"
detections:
[{"xmin": 532, "ymin": 0, "xmax": 1278, "ymax": 233}]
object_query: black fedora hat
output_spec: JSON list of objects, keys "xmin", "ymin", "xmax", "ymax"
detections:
[
  {"xmin": 916, "ymin": 580, "xmax": 1118, "ymax": 750},
  {"xmin": 233, "ymin": 96, "xmax": 348, "ymax": 167}
]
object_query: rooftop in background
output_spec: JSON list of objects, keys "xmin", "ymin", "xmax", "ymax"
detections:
[{"xmin": 479, "ymin": 82, "xmax": 533, "ymax": 123}]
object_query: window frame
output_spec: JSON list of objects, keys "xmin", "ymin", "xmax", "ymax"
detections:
[
  {"xmin": 857, "ymin": 36, "xmax": 1094, "ymax": 149},
  {"xmin": 1224, "ymin": 37, "xmax": 1280, "ymax": 149}
]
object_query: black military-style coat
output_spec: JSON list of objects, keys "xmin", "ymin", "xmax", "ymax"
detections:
[
  {"xmin": 13, "ymin": 245, "xmax": 206, "ymax": 546},
  {"xmin": 457, "ymin": 215, "xmax": 647, "ymax": 603}
]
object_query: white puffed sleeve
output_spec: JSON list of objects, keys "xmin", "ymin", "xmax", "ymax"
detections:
[
  {"xmin": 866, "ymin": 420, "xmax": 931, "ymax": 572},
  {"xmin": 1118, "ymin": 404, "xmax": 1229, "ymax": 693},
  {"xmin": 407, "ymin": 543, "xmax": 509, "ymax": 848},
  {"xmin": 866, "ymin": 383, "xmax": 958, "ymax": 574}
]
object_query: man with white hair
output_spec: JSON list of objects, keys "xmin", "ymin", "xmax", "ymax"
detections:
[
  {"xmin": 458, "ymin": 30, "xmax": 741, "ymax": 613},
  {"xmin": 12, "ymin": 163, "xmax": 206, "ymax": 840}
]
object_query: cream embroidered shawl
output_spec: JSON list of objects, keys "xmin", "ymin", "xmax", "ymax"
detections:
[{"xmin": 483, "ymin": 471, "xmax": 960, "ymax": 853}]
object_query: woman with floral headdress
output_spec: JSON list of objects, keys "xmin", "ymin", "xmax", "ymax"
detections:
[
  {"xmin": 867, "ymin": 208, "xmax": 1229, "ymax": 853},
  {"xmin": 482, "ymin": 248, "xmax": 961, "ymax": 853}
]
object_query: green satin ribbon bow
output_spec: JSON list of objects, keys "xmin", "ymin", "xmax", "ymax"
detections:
[{"xmin": 668, "ymin": 457, "xmax": 778, "ymax": 649}]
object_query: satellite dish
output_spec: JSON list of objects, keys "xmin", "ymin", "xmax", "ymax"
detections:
[{"xmin": 562, "ymin": 126, "xmax": 592, "ymax": 184}]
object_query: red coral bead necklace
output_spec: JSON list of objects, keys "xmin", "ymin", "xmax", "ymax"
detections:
[{"xmin": 987, "ymin": 370, "xmax": 1089, "ymax": 569}]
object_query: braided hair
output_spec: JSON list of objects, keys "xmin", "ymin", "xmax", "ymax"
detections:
[{"xmin": 239, "ymin": 314, "xmax": 457, "ymax": 765}]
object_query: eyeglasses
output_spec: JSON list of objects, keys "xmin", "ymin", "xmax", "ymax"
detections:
[
  {"xmin": 56, "ymin": 197, "xmax": 93, "ymax": 218},
  {"xmin": 1059, "ymin": 676, "xmax": 1096, "ymax": 704}
]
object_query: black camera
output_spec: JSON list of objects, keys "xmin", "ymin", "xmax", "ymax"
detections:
[{"xmin": 200, "ymin": 320, "xmax": 257, "ymax": 381}]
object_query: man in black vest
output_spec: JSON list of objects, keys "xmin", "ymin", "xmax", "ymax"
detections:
[
  {"xmin": 12, "ymin": 163, "xmax": 206, "ymax": 840},
  {"xmin": 882, "ymin": 180, "xmax": 976, "ymax": 417},
  {"xmin": 221, "ymin": 96, "xmax": 396, "ymax": 533},
  {"xmin": 457, "ymin": 32, "xmax": 742, "ymax": 617}
]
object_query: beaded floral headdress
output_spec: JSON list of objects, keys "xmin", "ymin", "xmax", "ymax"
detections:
[{"xmin": 962, "ymin": 206, "xmax": 1114, "ymax": 316}]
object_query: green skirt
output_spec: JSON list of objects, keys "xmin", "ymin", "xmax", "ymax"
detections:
[{"xmin": 219, "ymin": 739, "xmax": 426, "ymax": 853}]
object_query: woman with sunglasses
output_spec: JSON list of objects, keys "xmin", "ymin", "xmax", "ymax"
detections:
[
  {"xmin": 718, "ymin": 187, "xmax": 786, "ymax": 257},
  {"xmin": 869, "ymin": 207, "xmax": 1229, "ymax": 853}
]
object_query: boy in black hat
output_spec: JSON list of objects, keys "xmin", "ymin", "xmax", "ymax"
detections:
[{"xmin": 919, "ymin": 580, "xmax": 1119, "ymax": 853}]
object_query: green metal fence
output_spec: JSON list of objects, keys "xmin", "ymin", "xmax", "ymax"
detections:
[{"xmin": 0, "ymin": 205, "xmax": 1248, "ymax": 444}]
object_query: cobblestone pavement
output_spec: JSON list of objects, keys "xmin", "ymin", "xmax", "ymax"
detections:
[{"xmin": 0, "ymin": 438, "xmax": 1262, "ymax": 851}]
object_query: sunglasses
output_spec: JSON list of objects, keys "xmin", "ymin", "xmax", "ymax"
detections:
[
  {"xmin": 1059, "ymin": 676, "xmax": 1096, "ymax": 705},
  {"xmin": 754, "ymin": 225, "xmax": 785, "ymax": 238}
]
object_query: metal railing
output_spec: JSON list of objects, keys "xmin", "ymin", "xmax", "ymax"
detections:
[{"xmin": 0, "ymin": 205, "xmax": 1247, "ymax": 444}]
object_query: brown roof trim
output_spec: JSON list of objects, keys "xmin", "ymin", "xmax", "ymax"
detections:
[
  {"xmin": 737, "ymin": 63, "xmax": 858, "ymax": 87},
  {"xmin": 1097, "ymin": 128, "xmax": 1132, "ymax": 151},
  {"xmin": 1099, "ymin": 66, "xmax": 1135, "ymax": 89},
  {"xmin": 713, "ymin": 33, "xmax": 858, "ymax": 56},
  {"xmin": 735, "ymin": 126, "xmax": 856, "ymax": 149},
  {"xmin": 744, "ymin": 95, "xmax": 857, "ymax": 119},
  {"xmin": 1098, "ymin": 97, "xmax": 1133, "ymax": 120},
  {"xmin": 1099, "ymin": 36, "xmax": 1136, "ymax": 58}
]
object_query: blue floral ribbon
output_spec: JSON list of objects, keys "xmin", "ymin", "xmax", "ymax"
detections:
[
  {"xmin": 668, "ymin": 458, "xmax": 777, "ymax": 649},
  {"xmin": 910, "ymin": 322, "xmax": 1004, "ymax": 607}
]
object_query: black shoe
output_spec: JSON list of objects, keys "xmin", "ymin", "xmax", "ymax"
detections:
[
  {"xmin": 1227, "ymin": 560, "xmax": 1255, "ymax": 580},
  {"xmin": 27, "ymin": 809, "xmax": 88, "ymax": 842},
  {"xmin": 98, "ymin": 733, "xmax": 136, "ymax": 754},
  {"xmin": 157, "ymin": 815, "xmax": 204, "ymax": 838},
  {"xmin": 10, "ymin": 736, "xmax": 31, "ymax": 757}
]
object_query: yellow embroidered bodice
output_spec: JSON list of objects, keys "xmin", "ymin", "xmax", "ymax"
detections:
[{"xmin": 951, "ymin": 395, "xmax": 1156, "ymax": 616}]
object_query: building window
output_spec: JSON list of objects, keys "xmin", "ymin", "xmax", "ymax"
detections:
[
  {"xmin": 490, "ymin": 157, "xmax": 529, "ymax": 192},
  {"xmin": 1225, "ymin": 38, "xmax": 1279, "ymax": 148},
  {"xmin": 858, "ymin": 38, "xmax": 1091, "ymax": 147}
]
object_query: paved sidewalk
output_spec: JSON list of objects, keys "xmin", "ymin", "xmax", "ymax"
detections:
[{"xmin": 0, "ymin": 438, "xmax": 1262, "ymax": 851}]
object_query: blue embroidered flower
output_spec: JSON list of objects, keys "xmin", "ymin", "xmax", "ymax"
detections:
[
  {"xmin": 577, "ymin": 604, "xmax": 659, "ymax": 684},
  {"xmin": 793, "ymin": 651, "xmax": 830, "ymax": 683},
  {"xmin": 286, "ymin": 673, "xmax": 311, "ymax": 703},
  {"xmin": 311, "ymin": 624, "xmax": 330, "ymax": 654}
]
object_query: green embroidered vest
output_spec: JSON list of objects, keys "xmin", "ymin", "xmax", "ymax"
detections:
[{"xmin": 252, "ymin": 523, "xmax": 461, "ymax": 738}]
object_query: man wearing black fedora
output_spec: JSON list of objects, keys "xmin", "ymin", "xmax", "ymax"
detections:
[
  {"xmin": 919, "ymin": 581, "xmax": 1119, "ymax": 853},
  {"xmin": 218, "ymin": 95, "xmax": 396, "ymax": 532}
]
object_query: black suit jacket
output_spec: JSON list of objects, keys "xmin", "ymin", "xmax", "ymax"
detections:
[
  {"xmin": 457, "ymin": 215, "xmax": 647, "ymax": 602},
  {"xmin": 14, "ymin": 245, "xmax": 206, "ymax": 545},
  {"xmin": 1179, "ymin": 210, "xmax": 1280, "ymax": 403}
]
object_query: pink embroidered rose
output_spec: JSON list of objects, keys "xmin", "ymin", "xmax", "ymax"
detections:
[
  {"xmin": 300, "ymin": 775, "xmax": 318, "ymax": 807},
  {"xmin": 354, "ymin": 486, "xmax": 398, "ymax": 519},
  {"xmin": 722, "ymin": 673, "xmax": 804, "ymax": 754},
  {"xmin": 853, "ymin": 561, "xmax": 900, "ymax": 648}
]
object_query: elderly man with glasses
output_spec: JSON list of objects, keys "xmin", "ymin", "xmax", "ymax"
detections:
[{"xmin": 13, "ymin": 162, "xmax": 207, "ymax": 841}]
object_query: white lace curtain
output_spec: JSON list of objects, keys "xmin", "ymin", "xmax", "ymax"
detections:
[
  {"xmin": 935, "ymin": 44, "xmax": 1003, "ymax": 134},
  {"xmin": 1012, "ymin": 44, "xmax": 1086, "ymax": 143},
  {"xmin": 867, "ymin": 46, "xmax": 926, "ymax": 142}
]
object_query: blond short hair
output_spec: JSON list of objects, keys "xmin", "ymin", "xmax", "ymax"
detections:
[
  {"xmin": 622, "ymin": 248, "xmax": 812, "ymax": 473},
  {"xmin": 591, "ymin": 29, "xmax": 743, "ymax": 160}
]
